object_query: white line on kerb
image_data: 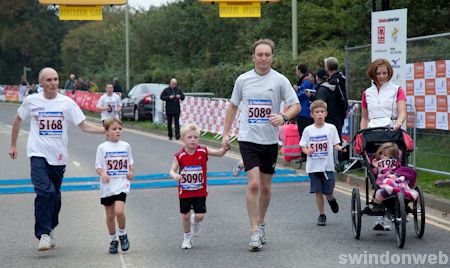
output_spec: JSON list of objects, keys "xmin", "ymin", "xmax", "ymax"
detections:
[
  {"xmin": 120, "ymin": 254, "xmax": 128, "ymax": 268},
  {"xmin": 72, "ymin": 161, "xmax": 80, "ymax": 167}
]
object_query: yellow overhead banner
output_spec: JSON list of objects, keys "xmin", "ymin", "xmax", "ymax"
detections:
[
  {"xmin": 219, "ymin": 1, "xmax": 261, "ymax": 18},
  {"xmin": 39, "ymin": 0, "xmax": 126, "ymax": 4},
  {"xmin": 59, "ymin": 5, "xmax": 102, "ymax": 20}
]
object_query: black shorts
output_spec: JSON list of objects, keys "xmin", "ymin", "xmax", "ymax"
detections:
[
  {"xmin": 179, "ymin": 196, "xmax": 207, "ymax": 214},
  {"xmin": 101, "ymin": 192, "xmax": 127, "ymax": 206},
  {"xmin": 309, "ymin": 172, "xmax": 335, "ymax": 195},
  {"xmin": 239, "ymin": 141, "xmax": 278, "ymax": 174}
]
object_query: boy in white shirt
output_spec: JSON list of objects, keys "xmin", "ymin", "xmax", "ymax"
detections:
[
  {"xmin": 96, "ymin": 84, "xmax": 122, "ymax": 123},
  {"xmin": 300, "ymin": 100, "xmax": 346, "ymax": 226},
  {"xmin": 95, "ymin": 118, "xmax": 134, "ymax": 254}
]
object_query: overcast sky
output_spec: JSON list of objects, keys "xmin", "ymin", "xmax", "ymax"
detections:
[{"xmin": 127, "ymin": 0, "xmax": 177, "ymax": 10}]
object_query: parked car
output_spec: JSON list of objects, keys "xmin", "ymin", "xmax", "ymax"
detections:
[{"xmin": 121, "ymin": 83, "xmax": 168, "ymax": 121}]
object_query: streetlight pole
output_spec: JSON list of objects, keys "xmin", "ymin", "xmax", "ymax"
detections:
[
  {"xmin": 125, "ymin": 3, "xmax": 130, "ymax": 93},
  {"xmin": 23, "ymin": 67, "xmax": 31, "ymax": 82},
  {"xmin": 292, "ymin": 0, "xmax": 297, "ymax": 60}
]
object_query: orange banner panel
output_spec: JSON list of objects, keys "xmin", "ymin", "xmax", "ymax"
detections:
[
  {"xmin": 414, "ymin": 62, "xmax": 424, "ymax": 79},
  {"xmin": 425, "ymin": 112, "xmax": 436, "ymax": 129}
]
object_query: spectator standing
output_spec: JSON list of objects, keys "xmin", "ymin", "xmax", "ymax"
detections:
[
  {"xmin": 160, "ymin": 78, "xmax": 185, "ymax": 140},
  {"xmin": 64, "ymin": 74, "xmax": 75, "ymax": 90},
  {"xmin": 113, "ymin": 78, "xmax": 123, "ymax": 97},
  {"xmin": 295, "ymin": 63, "xmax": 314, "ymax": 160}
]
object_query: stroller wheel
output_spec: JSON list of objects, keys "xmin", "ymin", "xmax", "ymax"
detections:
[
  {"xmin": 351, "ymin": 188, "xmax": 362, "ymax": 239},
  {"xmin": 394, "ymin": 192, "xmax": 407, "ymax": 248},
  {"xmin": 413, "ymin": 186, "xmax": 426, "ymax": 238}
]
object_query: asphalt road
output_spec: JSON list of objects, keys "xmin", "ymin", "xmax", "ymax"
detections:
[{"xmin": 1, "ymin": 102, "xmax": 449, "ymax": 268}]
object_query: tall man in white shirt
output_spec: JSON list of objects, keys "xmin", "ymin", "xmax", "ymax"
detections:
[
  {"xmin": 222, "ymin": 39, "xmax": 300, "ymax": 251},
  {"xmin": 96, "ymin": 83, "xmax": 122, "ymax": 123},
  {"xmin": 9, "ymin": 67, "xmax": 105, "ymax": 251}
]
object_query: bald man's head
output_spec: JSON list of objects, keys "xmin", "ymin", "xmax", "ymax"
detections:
[{"xmin": 38, "ymin": 67, "xmax": 58, "ymax": 84}]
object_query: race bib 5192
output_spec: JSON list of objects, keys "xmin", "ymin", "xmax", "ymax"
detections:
[
  {"xmin": 38, "ymin": 111, "xmax": 64, "ymax": 137},
  {"xmin": 180, "ymin": 165, "xmax": 204, "ymax": 191},
  {"xmin": 248, "ymin": 99, "xmax": 272, "ymax": 125}
]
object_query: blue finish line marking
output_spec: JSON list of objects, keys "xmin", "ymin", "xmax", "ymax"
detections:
[
  {"xmin": 0, "ymin": 169, "xmax": 296, "ymax": 185},
  {"xmin": 0, "ymin": 174, "xmax": 309, "ymax": 194}
]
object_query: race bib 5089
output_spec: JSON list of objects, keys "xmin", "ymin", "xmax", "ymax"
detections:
[{"xmin": 248, "ymin": 99, "xmax": 272, "ymax": 125}]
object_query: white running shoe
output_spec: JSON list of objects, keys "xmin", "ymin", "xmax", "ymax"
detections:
[
  {"xmin": 232, "ymin": 161, "xmax": 243, "ymax": 177},
  {"xmin": 50, "ymin": 229, "xmax": 55, "ymax": 248},
  {"xmin": 258, "ymin": 223, "xmax": 266, "ymax": 244},
  {"xmin": 181, "ymin": 237, "xmax": 192, "ymax": 249},
  {"xmin": 190, "ymin": 213, "xmax": 201, "ymax": 237},
  {"xmin": 249, "ymin": 231, "xmax": 262, "ymax": 251},
  {"xmin": 38, "ymin": 234, "xmax": 52, "ymax": 251}
]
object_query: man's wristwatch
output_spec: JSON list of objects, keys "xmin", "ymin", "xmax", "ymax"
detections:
[{"xmin": 282, "ymin": 114, "xmax": 289, "ymax": 124}]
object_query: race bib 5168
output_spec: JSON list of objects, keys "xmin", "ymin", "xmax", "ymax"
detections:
[
  {"xmin": 248, "ymin": 99, "xmax": 272, "ymax": 125},
  {"xmin": 38, "ymin": 111, "xmax": 64, "ymax": 137},
  {"xmin": 105, "ymin": 151, "xmax": 129, "ymax": 177},
  {"xmin": 180, "ymin": 165, "xmax": 204, "ymax": 191}
]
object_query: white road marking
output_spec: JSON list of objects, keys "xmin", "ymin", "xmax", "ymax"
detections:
[
  {"xmin": 334, "ymin": 184, "xmax": 450, "ymax": 232},
  {"xmin": 120, "ymin": 254, "xmax": 128, "ymax": 268},
  {"xmin": 72, "ymin": 161, "xmax": 80, "ymax": 167}
]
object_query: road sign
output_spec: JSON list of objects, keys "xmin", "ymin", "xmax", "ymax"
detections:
[
  {"xmin": 39, "ymin": 0, "xmax": 126, "ymax": 4},
  {"xmin": 59, "ymin": 5, "xmax": 102, "ymax": 20},
  {"xmin": 219, "ymin": 2, "xmax": 261, "ymax": 18}
]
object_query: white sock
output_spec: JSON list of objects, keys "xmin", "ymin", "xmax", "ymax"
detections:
[
  {"xmin": 110, "ymin": 233, "xmax": 117, "ymax": 241},
  {"xmin": 184, "ymin": 232, "xmax": 191, "ymax": 239},
  {"xmin": 118, "ymin": 228, "xmax": 127, "ymax": 236}
]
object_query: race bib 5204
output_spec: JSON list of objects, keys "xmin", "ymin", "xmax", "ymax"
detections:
[
  {"xmin": 248, "ymin": 99, "xmax": 272, "ymax": 125},
  {"xmin": 105, "ymin": 151, "xmax": 129, "ymax": 177},
  {"xmin": 38, "ymin": 112, "xmax": 64, "ymax": 137},
  {"xmin": 180, "ymin": 165, "xmax": 204, "ymax": 191}
]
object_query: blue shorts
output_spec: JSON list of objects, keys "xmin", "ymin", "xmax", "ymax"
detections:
[{"xmin": 309, "ymin": 171, "xmax": 335, "ymax": 195}]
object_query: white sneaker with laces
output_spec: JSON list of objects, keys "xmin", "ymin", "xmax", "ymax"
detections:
[
  {"xmin": 50, "ymin": 229, "xmax": 55, "ymax": 248},
  {"xmin": 249, "ymin": 231, "xmax": 262, "ymax": 251},
  {"xmin": 190, "ymin": 213, "xmax": 201, "ymax": 237},
  {"xmin": 258, "ymin": 223, "xmax": 266, "ymax": 244},
  {"xmin": 181, "ymin": 237, "xmax": 192, "ymax": 249},
  {"xmin": 232, "ymin": 161, "xmax": 243, "ymax": 177},
  {"xmin": 38, "ymin": 234, "xmax": 52, "ymax": 251}
]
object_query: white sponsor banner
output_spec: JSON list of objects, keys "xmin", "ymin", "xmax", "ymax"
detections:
[
  {"xmin": 405, "ymin": 63, "xmax": 414, "ymax": 80},
  {"xmin": 424, "ymin": 61, "xmax": 436, "ymax": 79},
  {"xmin": 371, "ymin": 8, "xmax": 407, "ymax": 90}
]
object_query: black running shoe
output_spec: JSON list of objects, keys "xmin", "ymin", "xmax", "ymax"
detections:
[
  {"xmin": 317, "ymin": 214, "xmax": 326, "ymax": 226},
  {"xmin": 119, "ymin": 234, "xmax": 130, "ymax": 251},
  {"xmin": 109, "ymin": 240, "xmax": 119, "ymax": 254},
  {"xmin": 328, "ymin": 198, "xmax": 339, "ymax": 213}
]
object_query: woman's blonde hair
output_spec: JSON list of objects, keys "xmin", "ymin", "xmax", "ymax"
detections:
[
  {"xmin": 375, "ymin": 142, "xmax": 400, "ymax": 160},
  {"xmin": 180, "ymin": 123, "xmax": 200, "ymax": 138}
]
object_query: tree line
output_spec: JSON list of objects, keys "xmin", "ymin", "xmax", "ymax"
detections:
[{"xmin": 0, "ymin": 0, "xmax": 449, "ymax": 98}]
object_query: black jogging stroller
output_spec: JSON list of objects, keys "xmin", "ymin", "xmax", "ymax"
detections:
[{"xmin": 350, "ymin": 127, "xmax": 425, "ymax": 248}]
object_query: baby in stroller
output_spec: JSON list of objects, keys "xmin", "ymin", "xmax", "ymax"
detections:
[{"xmin": 371, "ymin": 142, "xmax": 418, "ymax": 230}]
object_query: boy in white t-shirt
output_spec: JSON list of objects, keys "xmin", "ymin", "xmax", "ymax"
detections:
[
  {"xmin": 96, "ymin": 84, "xmax": 122, "ymax": 123},
  {"xmin": 95, "ymin": 118, "xmax": 134, "ymax": 254},
  {"xmin": 300, "ymin": 100, "xmax": 346, "ymax": 226}
]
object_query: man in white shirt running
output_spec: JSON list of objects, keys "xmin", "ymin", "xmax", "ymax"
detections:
[
  {"xmin": 222, "ymin": 39, "xmax": 300, "ymax": 251},
  {"xmin": 8, "ymin": 67, "xmax": 106, "ymax": 251},
  {"xmin": 96, "ymin": 83, "xmax": 122, "ymax": 123}
]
